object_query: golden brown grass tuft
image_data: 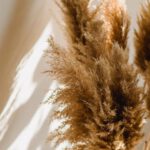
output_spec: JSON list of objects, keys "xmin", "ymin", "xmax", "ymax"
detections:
[
  {"xmin": 101, "ymin": 0, "xmax": 130, "ymax": 49},
  {"xmin": 47, "ymin": 0, "xmax": 147, "ymax": 149},
  {"xmin": 135, "ymin": 1, "xmax": 150, "ymax": 71},
  {"xmin": 134, "ymin": 1, "xmax": 150, "ymax": 113}
]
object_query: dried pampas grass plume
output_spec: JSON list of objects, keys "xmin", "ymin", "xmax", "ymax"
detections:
[
  {"xmin": 59, "ymin": 0, "xmax": 108, "ymax": 58},
  {"xmin": 135, "ymin": 1, "xmax": 150, "ymax": 71},
  {"xmin": 101, "ymin": 0, "xmax": 130, "ymax": 49},
  {"xmin": 134, "ymin": 1, "xmax": 150, "ymax": 113},
  {"xmin": 47, "ymin": 0, "xmax": 147, "ymax": 149}
]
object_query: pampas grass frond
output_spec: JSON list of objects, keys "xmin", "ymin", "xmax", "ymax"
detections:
[
  {"xmin": 48, "ymin": 39, "xmax": 145, "ymax": 149},
  {"xmin": 47, "ymin": 0, "xmax": 147, "ymax": 149},
  {"xmin": 135, "ymin": 1, "xmax": 150, "ymax": 71},
  {"xmin": 134, "ymin": 1, "xmax": 150, "ymax": 113},
  {"xmin": 101, "ymin": 0, "xmax": 130, "ymax": 49},
  {"xmin": 59, "ymin": 0, "xmax": 108, "ymax": 58}
]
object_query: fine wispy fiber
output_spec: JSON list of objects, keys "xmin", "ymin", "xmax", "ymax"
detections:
[
  {"xmin": 47, "ymin": 0, "xmax": 147, "ymax": 149},
  {"xmin": 134, "ymin": 1, "xmax": 150, "ymax": 113}
]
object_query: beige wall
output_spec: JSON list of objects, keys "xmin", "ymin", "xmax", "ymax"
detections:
[{"xmin": 0, "ymin": 0, "xmax": 52, "ymax": 112}]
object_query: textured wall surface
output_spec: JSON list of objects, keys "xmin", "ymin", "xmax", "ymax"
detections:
[{"xmin": 0, "ymin": 0, "xmax": 149, "ymax": 149}]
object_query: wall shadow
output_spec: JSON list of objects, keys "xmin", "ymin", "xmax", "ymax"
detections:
[
  {"xmin": 0, "ymin": 55, "xmax": 53, "ymax": 149},
  {"xmin": 0, "ymin": 0, "xmax": 51, "ymax": 113}
]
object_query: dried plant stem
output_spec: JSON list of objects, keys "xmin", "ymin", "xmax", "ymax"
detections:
[{"xmin": 144, "ymin": 139, "xmax": 150, "ymax": 150}]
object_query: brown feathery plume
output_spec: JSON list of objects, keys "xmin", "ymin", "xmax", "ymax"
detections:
[
  {"xmin": 106, "ymin": 44, "xmax": 145, "ymax": 149},
  {"xmin": 47, "ymin": 0, "xmax": 146, "ymax": 149},
  {"xmin": 59, "ymin": 0, "xmax": 130, "ymax": 57},
  {"xmin": 134, "ymin": 1, "xmax": 150, "ymax": 112},
  {"xmin": 58, "ymin": 0, "xmax": 109, "ymax": 58},
  {"xmin": 101, "ymin": 0, "xmax": 130, "ymax": 49},
  {"xmin": 135, "ymin": 1, "xmax": 150, "ymax": 71},
  {"xmin": 48, "ymin": 41, "xmax": 146, "ymax": 150}
]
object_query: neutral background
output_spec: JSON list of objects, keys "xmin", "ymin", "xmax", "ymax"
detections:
[{"xmin": 0, "ymin": 0, "xmax": 149, "ymax": 149}]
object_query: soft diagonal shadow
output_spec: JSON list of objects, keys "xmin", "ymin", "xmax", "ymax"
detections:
[
  {"xmin": 0, "ymin": 1, "xmax": 64, "ymax": 149},
  {"xmin": 27, "ymin": 107, "xmax": 55, "ymax": 150},
  {"xmin": 0, "ymin": 56, "xmax": 53, "ymax": 150},
  {"xmin": 0, "ymin": 0, "xmax": 51, "ymax": 113}
]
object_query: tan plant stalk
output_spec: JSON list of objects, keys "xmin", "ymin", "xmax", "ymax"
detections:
[
  {"xmin": 144, "ymin": 136, "xmax": 150, "ymax": 150},
  {"xmin": 134, "ymin": 1, "xmax": 150, "ymax": 113},
  {"xmin": 47, "ymin": 0, "xmax": 146, "ymax": 149}
]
